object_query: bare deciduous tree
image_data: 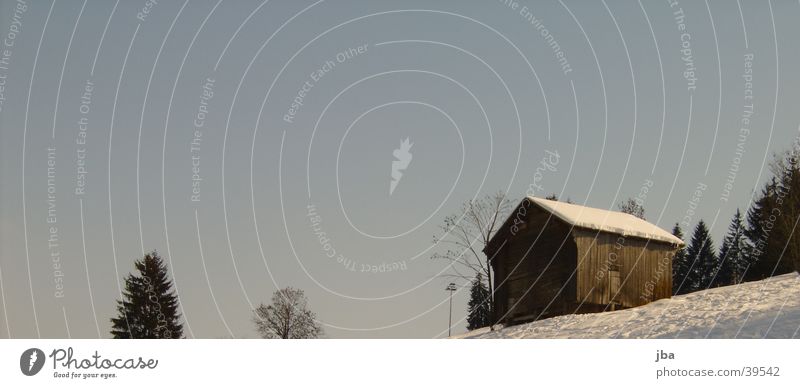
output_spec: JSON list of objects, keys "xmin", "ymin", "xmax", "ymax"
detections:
[
  {"xmin": 432, "ymin": 192, "xmax": 514, "ymax": 324},
  {"xmin": 253, "ymin": 287, "xmax": 323, "ymax": 339},
  {"xmin": 618, "ymin": 197, "xmax": 646, "ymax": 220}
]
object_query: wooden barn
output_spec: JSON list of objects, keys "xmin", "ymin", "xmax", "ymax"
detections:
[{"xmin": 485, "ymin": 196, "xmax": 684, "ymax": 325}]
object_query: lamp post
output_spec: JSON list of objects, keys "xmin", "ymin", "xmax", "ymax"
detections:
[{"xmin": 446, "ymin": 282, "xmax": 457, "ymax": 337}]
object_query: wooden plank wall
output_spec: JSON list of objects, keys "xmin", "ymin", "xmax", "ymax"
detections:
[
  {"xmin": 495, "ymin": 210, "xmax": 576, "ymax": 322},
  {"xmin": 573, "ymin": 229, "xmax": 674, "ymax": 309}
]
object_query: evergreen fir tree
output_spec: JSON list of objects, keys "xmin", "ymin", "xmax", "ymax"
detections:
[
  {"xmin": 111, "ymin": 251, "xmax": 183, "ymax": 339},
  {"xmin": 744, "ymin": 150, "xmax": 799, "ymax": 281},
  {"xmin": 744, "ymin": 177, "xmax": 779, "ymax": 280},
  {"xmin": 717, "ymin": 239, "xmax": 730, "ymax": 282},
  {"xmin": 671, "ymin": 223, "xmax": 690, "ymax": 295},
  {"xmin": 684, "ymin": 220, "xmax": 716, "ymax": 293},
  {"xmin": 771, "ymin": 150, "xmax": 800, "ymax": 275},
  {"xmin": 717, "ymin": 209, "xmax": 748, "ymax": 285},
  {"xmin": 466, "ymin": 274, "xmax": 492, "ymax": 330}
]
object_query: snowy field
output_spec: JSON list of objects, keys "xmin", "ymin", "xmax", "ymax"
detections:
[{"xmin": 459, "ymin": 272, "xmax": 800, "ymax": 339}]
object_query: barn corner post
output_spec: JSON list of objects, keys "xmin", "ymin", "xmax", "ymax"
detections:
[
  {"xmin": 487, "ymin": 192, "xmax": 513, "ymax": 330},
  {"xmin": 483, "ymin": 241, "xmax": 493, "ymax": 330},
  {"xmin": 487, "ymin": 255, "xmax": 495, "ymax": 330},
  {"xmin": 483, "ymin": 235, "xmax": 502, "ymax": 330}
]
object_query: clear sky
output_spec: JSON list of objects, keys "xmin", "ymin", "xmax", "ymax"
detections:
[{"xmin": 0, "ymin": 0, "xmax": 799, "ymax": 338}]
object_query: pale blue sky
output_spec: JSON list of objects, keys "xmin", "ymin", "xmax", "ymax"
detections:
[{"xmin": 1, "ymin": 0, "xmax": 799, "ymax": 338}]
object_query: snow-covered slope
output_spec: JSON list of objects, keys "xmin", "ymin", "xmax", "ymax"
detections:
[{"xmin": 461, "ymin": 272, "xmax": 800, "ymax": 339}]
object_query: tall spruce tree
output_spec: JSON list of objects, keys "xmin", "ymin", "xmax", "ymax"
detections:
[
  {"xmin": 717, "ymin": 209, "xmax": 748, "ymax": 285},
  {"xmin": 744, "ymin": 177, "xmax": 779, "ymax": 280},
  {"xmin": 744, "ymin": 148, "xmax": 800, "ymax": 280},
  {"xmin": 770, "ymin": 149, "xmax": 800, "ymax": 275},
  {"xmin": 111, "ymin": 251, "xmax": 183, "ymax": 339},
  {"xmin": 684, "ymin": 220, "xmax": 716, "ymax": 293},
  {"xmin": 466, "ymin": 274, "xmax": 491, "ymax": 330},
  {"xmin": 717, "ymin": 239, "xmax": 731, "ymax": 281},
  {"xmin": 671, "ymin": 223, "xmax": 690, "ymax": 295}
]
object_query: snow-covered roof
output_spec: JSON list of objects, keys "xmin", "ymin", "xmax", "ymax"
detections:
[{"xmin": 526, "ymin": 196, "xmax": 684, "ymax": 246}]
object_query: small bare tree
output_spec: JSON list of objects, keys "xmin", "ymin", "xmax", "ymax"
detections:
[
  {"xmin": 253, "ymin": 287, "xmax": 323, "ymax": 339},
  {"xmin": 618, "ymin": 197, "xmax": 645, "ymax": 220},
  {"xmin": 432, "ymin": 192, "xmax": 514, "ymax": 324}
]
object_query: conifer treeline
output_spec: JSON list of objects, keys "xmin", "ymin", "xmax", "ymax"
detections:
[{"xmin": 673, "ymin": 146, "xmax": 800, "ymax": 295}]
